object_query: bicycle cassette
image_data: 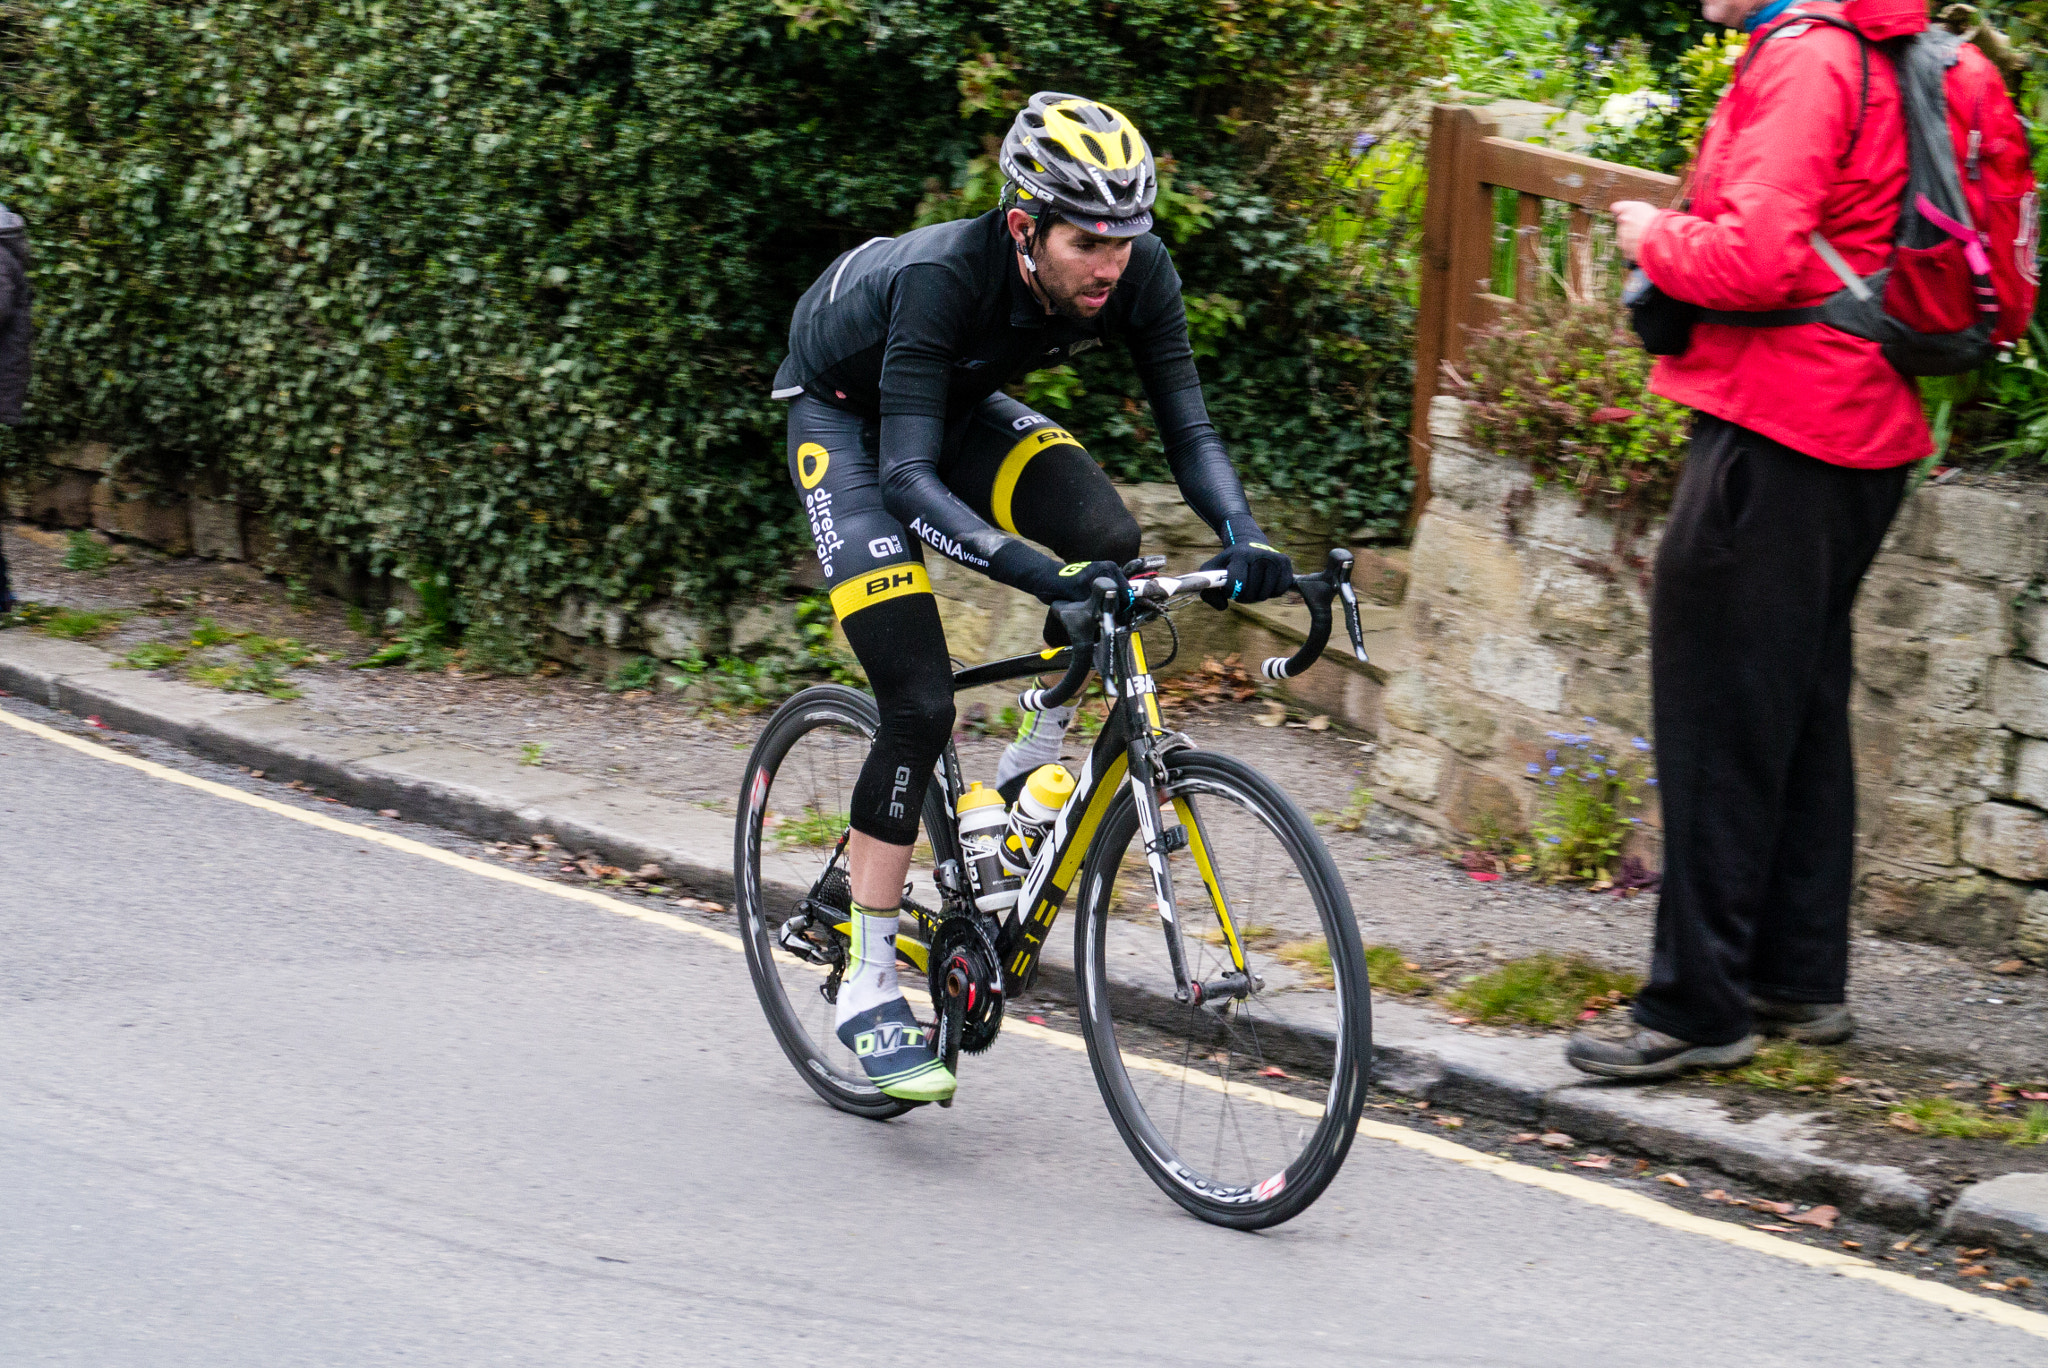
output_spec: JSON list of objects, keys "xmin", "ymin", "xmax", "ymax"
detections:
[{"xmin": 926, "ymin": 916, "xmax": 1005, "ymax": 1054}]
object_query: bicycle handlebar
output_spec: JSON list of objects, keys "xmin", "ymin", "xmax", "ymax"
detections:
[{"xmin": 1015, "ymin": 549, "xmax": 1368, "ymax": 715}]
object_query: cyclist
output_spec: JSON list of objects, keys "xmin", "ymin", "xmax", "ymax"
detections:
[{"xmin": 774, "ymin": 93, "xmax": 1294, "ymax": 1102}]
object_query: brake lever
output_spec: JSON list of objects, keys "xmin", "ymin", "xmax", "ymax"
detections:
[{"xmin": 1325, "ymin": 548, "xmax": 1368, "ymax": 663}]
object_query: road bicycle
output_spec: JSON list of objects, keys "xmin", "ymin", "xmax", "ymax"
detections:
[{"xmin": 736, "ymin": 551, "xmax": 1374, "ymax": 1229}]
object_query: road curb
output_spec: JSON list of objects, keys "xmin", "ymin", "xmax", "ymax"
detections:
[{"xmin": 0, "ymin": 629, "xmax": 1982, "ymax": 1243}]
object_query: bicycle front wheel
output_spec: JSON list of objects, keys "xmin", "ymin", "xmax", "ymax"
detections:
[{"xmin": 1073, "ymin": 749, "xmax": 1371, "ymax": 1229}]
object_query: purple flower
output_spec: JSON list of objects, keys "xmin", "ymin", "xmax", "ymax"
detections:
[
  {"xmin": 1527, "ymin": 762, "xmax": 1541, "ymax": 775},
  {"xmin": 1546, "ymin": 835, "xmax": 1562, "ymax": 845},
  {"xmin": 1646, "ymin": 777, "xmax": 1659, "ymax": 787},
  {"xmin": 1350, "ymin": 132, "xmax": 1378, "ymax": 154},
  {"xmin": 1529, "ymin": 68, "xmax": 1546, "ymax": 80},
  {"xmin": 1549, "ymin": 766, "xmax": 1565, "ymax": 777},
  {"xmin": 1546, "ymin": 749, "xmax": 1558, "ymax": 762},
  {"xmin": 1631, "ymin": 737, "xmax": 1651, "ymax": 751}
]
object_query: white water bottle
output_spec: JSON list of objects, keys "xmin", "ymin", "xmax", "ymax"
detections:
[
  {"xmin": 956, "ymin": 783, "xmax": 1020, "ymax": 912},
  {"xmin": 999, "ymin": 763, "xmax": 1075, "ymax": 877}
]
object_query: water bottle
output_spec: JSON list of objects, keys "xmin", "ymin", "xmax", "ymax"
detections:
[
  {"xmin": 955, "ymin": 782, "xmax": 1020, "ymax": 912},
  {"xmin": 999, "ymin": 763, "xmax": 1075, "ymax": 877}
]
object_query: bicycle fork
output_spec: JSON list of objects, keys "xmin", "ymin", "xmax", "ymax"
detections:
[{"xmin": 1113, "ymin": 623, "xmax": 1254, "ymax": 1010}]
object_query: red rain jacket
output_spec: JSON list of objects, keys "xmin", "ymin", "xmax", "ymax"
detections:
[{"xmin": 1639, "ymin": 1, "xmax": 1929, "ymax": 467}]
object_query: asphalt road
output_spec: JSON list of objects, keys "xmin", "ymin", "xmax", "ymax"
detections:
[{"xmin": 3, "ymin": 700, "xmax": 2043, "ymax": 1367}]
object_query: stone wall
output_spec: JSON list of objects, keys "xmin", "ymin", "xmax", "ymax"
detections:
[{"xmin": 1380, "ymin": 396, "xmax": 2047, "ymax": 960}]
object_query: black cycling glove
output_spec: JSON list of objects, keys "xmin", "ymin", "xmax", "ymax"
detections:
[
  {"xmin": 1200, "ymin": 530, "xmax": 1294, "ymax": 609},
  {"xmin": 992, "ymin": 542, "xmax": 1133, "ymax": 607}
]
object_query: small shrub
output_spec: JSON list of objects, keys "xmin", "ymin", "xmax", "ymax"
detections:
[
  {"xmin": 38, "ymin": 608, "xmax": 125, "ymax": 640},
  {"xmin": 1365, "ymin": 945, "xmax": 1429, "ymax": 995},
  {"xmin": 1275, "ymin": 939, "xmax": 1335, "ymax": 989},
  {"xmin": 665, "ymin": 653, "xmax": 793, "ymax": 713},
  {"xmin": 187, "ymin": 618, "xmax": 237, "ymax": 649},
  {"xmin": 116, "ymin": 641, "xmax": 190, "ymax": 671},
  {"xmin": 2, "ymin": 601, "xmax": 58, "ymax": 630},
  {"xmin": 773, "ymin": 804, "xmax": 851, "ymax": 850},
  {"xmin": 1528, "ymin": 727, "xmax": 1651, "ymax": 884},
  {"xmin": 607, "ymin": 656, "xmax": 660, "ymax": 693},
  {"xmin": 1447, "ymin": 952, "xmax": 1641, "ymax": 1027},
  {"xmin": 1317, "ymin": 786, "xmax": 1375, "ymax": 833},
  {"xmin": 185, "ymin": 658, "xmax": 301, "ymax": 700},
  {"xmin": 1726, "ymin": 1041, "xmax": 1845, "ymax": 1092},
  {"xmin": 62, "ymin": 531, "xmax": 112, "ymax": 575},
  {"xmin": 1464, "ymin": 296, "xmax": 1692, "ymax": 515},
  {"xmin": 1891, "ymin": 1097, "xmax": 2048, "ymax": 1145},
  {"xmin": 519, "ymin": 742, "xmax": 548, "ymax": 767}
]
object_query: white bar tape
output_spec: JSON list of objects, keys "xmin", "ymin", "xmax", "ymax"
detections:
[
  {"xmin": 1019, "ymin": 688, "xmax": 1051, "ymax": 712},
  {"xmin": 1262, "ymin": 656, "xmax": 1295, "ymax": 680}
]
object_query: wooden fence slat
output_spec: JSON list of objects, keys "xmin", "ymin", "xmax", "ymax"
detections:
[
  {"xmin": 1567, "ymin": 206, "xmax": 1593, "ymax": 302},
  {"xmin": 1515, "ymin": 192, "xmax": 1542, "ymax": 300},
  {"xmin": 1475, "ymin": 137, "xmax": 1680, "ymax": 211},
  {"xmin": 1441, "ymin": 110, "xmax": 1498, "ymax": 371}
]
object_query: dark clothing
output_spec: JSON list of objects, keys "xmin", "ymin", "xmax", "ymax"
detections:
[
  {"xmin": 1632, "ymin": 415, "xmax": 1907, "ymax": 1045},
  {"xmin": 789, "ymin": 391, "xmax": 1138, "ymax": 844},
  {"xmin": 0, "ymin": 207, "xmax": 30, "ymax": 427},
  {"xmin": 775, "ymin": 210, "xmax": 1257, "ymax": 586}
]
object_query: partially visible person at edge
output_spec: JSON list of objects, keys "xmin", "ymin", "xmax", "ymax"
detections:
[
  {"xmin": 771, "ymin": 93, "xmax": 1295, "ymax": 1103},
  {"xmin": 0, "ymin": 203, "xmax": 28, "ymax": 613},
  {"xmin": 1567, "ymin": 0, "xmax": 1923, "ymax": 1079}
]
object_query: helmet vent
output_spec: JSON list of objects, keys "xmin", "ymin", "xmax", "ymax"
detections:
[
  {"xmin": 1080, "ymin": 132, "xmax": 1107, "ymax": 165},
  {"xmin": 1120, "ymin": 132, "xmax": 1133, "ymax": 162}
]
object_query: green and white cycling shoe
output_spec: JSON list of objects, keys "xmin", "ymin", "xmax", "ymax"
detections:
[{"xmin": 837, "ymin": 996, "xmax": 957, "ymax": 1102}]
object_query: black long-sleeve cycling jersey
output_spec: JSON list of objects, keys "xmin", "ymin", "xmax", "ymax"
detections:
[{"xmin": 773, "ymin": 209, "xmax": 1262, "ymax": 588}]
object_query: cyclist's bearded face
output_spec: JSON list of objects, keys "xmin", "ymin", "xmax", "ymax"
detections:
[{"xmin": 1011, "ymin": 214, "xmax": 1134, "ymax": 320}]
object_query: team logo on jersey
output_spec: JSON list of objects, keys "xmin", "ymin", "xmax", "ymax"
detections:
[
  {"xmin": 797, "ymin": 442, "xmax": 830, "ymax": 490},
  {"xmin": 868, "ymin": 535, "xmax": 904, "ymax": 558}
]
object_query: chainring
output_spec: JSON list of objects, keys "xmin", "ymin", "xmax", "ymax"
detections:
[{"xmin": 926, "ymin": 915, "xmax": 1005, "ymax": 1054}]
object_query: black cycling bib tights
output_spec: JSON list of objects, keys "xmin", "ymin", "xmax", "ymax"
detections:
[{"xmin": 777, "ymin": 209, "xmax": 1260, "ymax": 846}]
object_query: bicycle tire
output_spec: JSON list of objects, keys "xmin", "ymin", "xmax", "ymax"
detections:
[
  {"xmin": 736, "ymin": 684, "xmax": 956, "ymax": 1120},
  {"xmin": 1072, "ymin": 749, "xmax": 1372, "ymax": 1229}
]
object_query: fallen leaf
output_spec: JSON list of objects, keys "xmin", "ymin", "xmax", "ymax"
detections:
[
  {"xmin": 1786, "ymin": 1205, "xmax": 1839, "ymax": 1230},
  {"xmin": 1891, "ymin": 1239, "xmax": 1914, "ymax": 1252},
  {"xmin": 1538, "ymin": 1131, "xmax": 1574, "ymax": 1149},
  {"xmin": 1958, "ymin": 1264, "xmax": 1990, "ymax": 1279},
  {"xmin": 1027, "ymin": 1015, "xmax": 1047, "ymax": 1025},
  {"xmin": 1588, "ymin": 406, "xmax": 1639, "ymax": 424},
  {"xmin": 1992, "ymin": 960, "xmax": 2028, "ymax": 975},
  {"xmin": 249, "ymin": 770, "xmax": 265, "ymax": 779},
  {"xmin": 634, "ymin": 863, "xmax": 663, "ymax": 879},
  {"xmin": 2009, "ymin": 1276, "xmax": 2033, "ymax": 1289},
  {"xmin": 1657, "ymin": 1173, "xmax": 1689, "ymax": 1188},
  {"xmin": 1447, "ymin": 1016, "xmax": 1473, "ymax": 1025},
  {"xmin": 1633, "ymin": 1159, "xmax": 1651, "ymax": 1175},
  {"xmin": 1434, "ymin": 1116, "xmax": 1465, "ymax": 1129},
  {"xmin": 1511, "ymin": 1132, "xmax": 1540, "ymax": 1144},
  {"xmin": 1306, "ymin": 714, "xmax": 1330, "ymax": 731},
  {"xmin": 1958, "ymin": 1247, "xmax": 1990, "ymax": 1258},
  {"xmin": 1889, "ymin": 1112, "xmax": 1923, "ymax": 1133},
  {"xmin": 1750, "ymin": 1199, "xmax": 1795, "ymax": 1216},
  {"xmin": 378, "ymin": 809, "xmax": 400, "ymax": 818},
  {"xmin": 1840, "ymin": 1240, "xmax": 1863, "ymax": 1250},
  {"xmin": 1981, "ymin": 1282, "xmax": 2010, "ymax": 1292},
  {"xmin": 1571, "ymin": 1155, "xmax": 1614, "ymax": 1169},
  {"xmin": 1259, "ymin": 1066, "xmax": 1289, "ymax": 1079},
  {"xmin": 1467, "ymin": 871, "xmax": 1500, "ymax": 882},
  {"xmin": 317, "ymin": 796, "xmax": 339, "ymax": 804},
  {"xmin": 1753, "ymin": 1224, "xmax": 1796, "ymax": 1233},
  {"xmin": 1702, "ymin": 1189, "xmax": 1733, "ymax": 1203}
]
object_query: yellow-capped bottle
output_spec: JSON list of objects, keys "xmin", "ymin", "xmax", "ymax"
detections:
[
  {"xmin": 955, "ymin": 782, "xmax": 1020, "ymax": 912},
  {"xmin": 999, "ymin": 763, "xmax": 1075, "ymax": 877}
]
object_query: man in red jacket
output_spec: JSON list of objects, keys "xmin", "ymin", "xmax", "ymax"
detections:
[{"xmin": 1567, "ymin": 0, "xmax": 1925, "ymax": 1078}]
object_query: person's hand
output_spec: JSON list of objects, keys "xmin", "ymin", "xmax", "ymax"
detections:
[
  {"xmin": 998, "ymin": 548, "xmax": 1133, "ymax": 607},
  {"xmin": 1610, "ymin": 200, "xmax": 1662, "ymax": 262},
  {"xmin": 1199, "ymin": 537, "xmax": 1294, "ymax": 610}
]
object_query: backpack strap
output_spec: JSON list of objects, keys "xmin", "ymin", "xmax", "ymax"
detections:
[{"xmin": 1737, "ymin": 9, "xmax": 1874, "ymax": 166}]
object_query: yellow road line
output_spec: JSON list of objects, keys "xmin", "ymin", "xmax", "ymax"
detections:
[
  {"xmin": 0, "ymin": 705, "xmax": 742, "ymax": 953},
  {"xmin": 9, "ymin": 700, "xmax": 2047, "ymax": 1343}
]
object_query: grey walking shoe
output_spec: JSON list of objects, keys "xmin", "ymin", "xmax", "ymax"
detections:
[
  {"xmin": 1748, "ymin": 996, "xmax": 1856, "ymax": 1045},
  {"xmin": 1565, "ymin": 1024, "xmax": 1760, "ymax": 1080}
]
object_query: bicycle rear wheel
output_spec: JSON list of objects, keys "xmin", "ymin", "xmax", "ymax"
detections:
[
  {"xmin": 1073, "ymin": 749, "xmax": 1371, "ymax": 1228},
  {"xmin": 736, "ymin": 685, "xmax": 955, "ymax": 1120}
]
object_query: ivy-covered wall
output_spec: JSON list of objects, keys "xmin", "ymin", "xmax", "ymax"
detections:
[{"xmin": 0, "ymin": 0, "xmax": 1428, "ymax": 637}]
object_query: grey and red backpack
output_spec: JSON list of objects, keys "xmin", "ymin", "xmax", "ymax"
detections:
[{"xmin": 1642, "ymin": 0, "xmax": 2039, "ymax": 376}]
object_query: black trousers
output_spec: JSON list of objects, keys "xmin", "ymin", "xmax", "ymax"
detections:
[{"xmin": 1632, "ymin": 415, "xmax": 1909, "ymax": 1045}]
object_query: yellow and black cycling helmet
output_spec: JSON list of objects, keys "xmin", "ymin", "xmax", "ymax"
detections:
[{"xmin": 998, "ymin": 92, "xmax": 1157, "ymax": 238}]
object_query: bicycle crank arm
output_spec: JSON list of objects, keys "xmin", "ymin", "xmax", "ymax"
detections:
[{"xmin": 936, "ymin": 963, "xmax": 969, "ymax": 1108}]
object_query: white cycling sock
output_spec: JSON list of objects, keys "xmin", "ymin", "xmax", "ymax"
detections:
[
  {"xmin": 834, "ymin": 903, "xmax": 903, "ymax": 1027},
  {"xmin": 996, "ymin": 704, "xmax": 1076, "ymax": 789}
]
